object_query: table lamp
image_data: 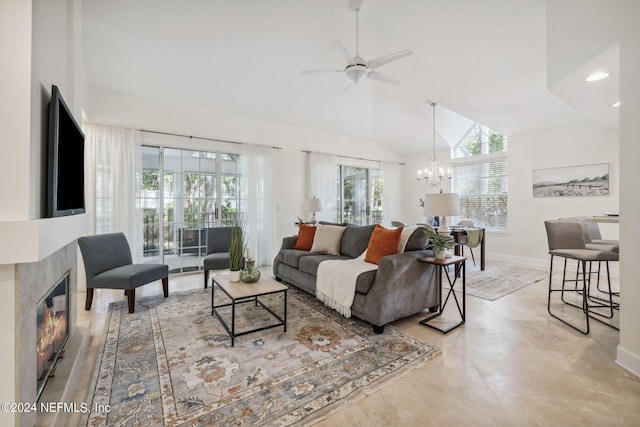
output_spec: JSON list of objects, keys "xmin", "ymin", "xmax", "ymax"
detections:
[
  {"xmin": 305, "ymin": 196, "xmax": 324, "ymax": 225},
  {"xmin": 422, "ymin": 192, "xmax": 460, "ymax": 235}
]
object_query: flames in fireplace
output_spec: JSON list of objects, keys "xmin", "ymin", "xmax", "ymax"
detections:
[{"xmin": 36, "ymin": 274, "xmax": 69, "ymax": 399}]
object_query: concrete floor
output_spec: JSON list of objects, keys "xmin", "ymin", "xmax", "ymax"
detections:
[{"xmin": 40, "ymin": 265, "xmax": 640, "ymax": 426}]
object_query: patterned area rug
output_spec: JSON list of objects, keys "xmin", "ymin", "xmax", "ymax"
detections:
[
  {"xmin": 84, "ymin": 286, "xmax": 439, "ymax": 426},
  {"xmin": 454, "ymin": 262, "xmax": 548, "ymax": 301}
]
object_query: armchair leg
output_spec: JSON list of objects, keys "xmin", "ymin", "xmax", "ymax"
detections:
[
  {"xmin": 85, "ymin": 288, "xmax": 94, "ymax": 311},
  {"xmin": 125, "ymin": 289, "xmax": 135, "ymax": 313},
  {"xmin": 204, "ymin": 270, "xmax": 209, "ymax": 289},
  {"xmin": 162, "ymin": 277, "xmax": 169, "ymax": 297}
]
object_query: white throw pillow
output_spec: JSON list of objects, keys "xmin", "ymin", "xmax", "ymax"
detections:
[
  {"xmin": 398, "ymin": 225, "xmax": 418, "ymax": 253},
  {"xmin": 310, "ymin": 224, "xmax": 347, "ymax": 255}
]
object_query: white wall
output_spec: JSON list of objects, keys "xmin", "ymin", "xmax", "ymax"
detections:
[
  {"xmin": 0, "ymin": 0, "xmax": 32, "ymax": 221},
  {"xmin": 0, "ymin": 2, "xmax": 32, "ymax": 423},
  {"xmin": 495, "ymin": 123, "xmax": 619, "ymax": 266},
  {"xmin": 617, "ymin": 0, "xmax": 640, "ymax": 377},
  {"xmin": 88, "ymin": 88, "xmax": 402, "ymax": 243}
]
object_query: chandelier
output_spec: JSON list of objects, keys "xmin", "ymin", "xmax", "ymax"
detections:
[{"xmin": 417, "ymin": 102, "xmax": 451, "ymax": 187}]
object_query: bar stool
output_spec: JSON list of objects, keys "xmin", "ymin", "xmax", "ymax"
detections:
[{"xmin": 544, "ymin": 220, "xmax": 619, "ymax": 334}]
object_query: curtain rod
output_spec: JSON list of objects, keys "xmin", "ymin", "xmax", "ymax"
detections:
[
  {"xmin": 302, "ymin": 150, "xmax": 405, "ymax": 166},
  {"xmin": 139, "ymin": 128, "xmax": 283, "ymax": 150}
]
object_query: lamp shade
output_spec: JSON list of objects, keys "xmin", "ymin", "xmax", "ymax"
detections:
[
  {"xmin": 422, "ymin": 193, "xmax": 460, "ymax": 217},
  {"xmin": 305, "ymin": 196, "xmax": 324, "ymax": 212}
]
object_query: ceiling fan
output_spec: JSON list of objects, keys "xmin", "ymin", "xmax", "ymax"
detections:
[{"xmin": 302, "ymin": 0, "xmax": 412, "ymax": 92}]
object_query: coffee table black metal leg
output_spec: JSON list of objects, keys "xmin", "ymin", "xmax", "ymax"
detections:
[
  {"xmin": 231, "ymin": 298, "xmax": 236, "ymax": 347},
  {"xmin": 284, "ymin": 290, "xmax": 287, "ymax": 332}
]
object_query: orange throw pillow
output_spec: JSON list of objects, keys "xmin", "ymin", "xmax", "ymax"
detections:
[
  {"xmin": 294, "ymin": 224, "xmax": 317, "ymax": 250},
  {"xmin": 365, "ymin": 224, "xmax": 403, "ymax": 265}
]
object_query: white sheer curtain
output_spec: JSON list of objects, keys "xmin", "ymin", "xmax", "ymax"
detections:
[
  {"xmin": 305, "ymin": 152, "xmax": 338, "ymax": 222},
  {"xmin": 84, "ymin": 123, "xmax": 143, "ymax": 262},
  {"xmin": 381, "ymin": 161, "xmax": 403, "ymax": 225},
  {"xmin": 239, "ymin": 144, "xmax": 277, "ymax": 267}
]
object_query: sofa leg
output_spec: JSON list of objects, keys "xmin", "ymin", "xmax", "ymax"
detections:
[
  {"xmin": 373, "ymin": 325, "xmax": 385, "ymax": 334},
  {"xmin": 85, "ymin": 288, "xmax": 94, "ymax": 311},
  {"xmin": 204, "ymin": 270, "xmax": 209, "ymax": 289},
  {"xmin": 125, "ymin": 289, "xmax": 135, "ymax": 313},
  {"xmin": 428, "ymin": 305, "xmax": 438, "ymax": 313},
  {"xmin": 162, "ymin": 277, "xmax": 169, "ymax": 297}
]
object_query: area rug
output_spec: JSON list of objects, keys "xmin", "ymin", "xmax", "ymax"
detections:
[
  {"xmin": 454, "ymin": 262, "xmax": 548, "ymax": 301},
  {"xmin": 83, "ymin": 286, "xmax": 439, "ymax": 426}
]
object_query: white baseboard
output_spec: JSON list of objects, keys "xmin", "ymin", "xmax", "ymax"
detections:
[{"xmin": 616, "ymin": 345, "xmax": 640, "ymax": 378}]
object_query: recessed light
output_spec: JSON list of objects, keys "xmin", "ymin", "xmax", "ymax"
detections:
[
  {"xmin": 611, "ymin": 101, "xmax": 621, "ymax": 107},
  {"xmin": 585, "ymin": 72, "xmax": 610, "ymax": 82}
]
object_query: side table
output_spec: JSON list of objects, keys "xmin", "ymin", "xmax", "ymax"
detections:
[{"xmin": 418, "ymin": 255, "xmax": 466, "ymax": 334}]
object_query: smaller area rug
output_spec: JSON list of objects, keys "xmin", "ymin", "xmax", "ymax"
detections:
[
  {"xmin": 455, "ymin": 262, "xmax": 548, "ymax": 301},
  {"xmin": 84, "ymin": 286, "xmax": 439, "ymax": 426}
]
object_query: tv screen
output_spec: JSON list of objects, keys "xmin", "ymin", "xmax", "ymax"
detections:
[{"xmin": 47, "ymin": 85, "xmax": 85, "ymax": 217}]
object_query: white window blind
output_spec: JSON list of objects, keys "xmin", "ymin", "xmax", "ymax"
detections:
[{"xmin": 452, "ymin": 156, "xmax": 508, "ymax": 231}]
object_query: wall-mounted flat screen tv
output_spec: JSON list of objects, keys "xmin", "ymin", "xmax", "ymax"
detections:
[{"xmin": 47, "ymin": 85, "xmax": 85, "ymax": 217}]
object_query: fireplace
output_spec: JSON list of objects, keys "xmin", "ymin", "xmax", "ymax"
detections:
[{"xmin": 36, "ymin": 272, "xmax": 70, "ymax": 400}]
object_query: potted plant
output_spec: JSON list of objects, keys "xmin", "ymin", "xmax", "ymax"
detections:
[
  {"xmin": 424, "ymin": 226, "xmax": 456, "ymax": 259},
  {"xmin": 228, "ymin": 224, "xmax": 246, "ymax": 282}
]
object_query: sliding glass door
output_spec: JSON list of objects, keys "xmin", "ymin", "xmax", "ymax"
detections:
[
  {"xmin": 141, "ymin": 146, "xmax": 241, "ymax": 273},
  {"xmin": 337, "ymin": 166, "xmax": 383, "ymax": 225}
]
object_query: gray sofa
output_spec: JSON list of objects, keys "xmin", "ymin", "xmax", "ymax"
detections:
[{"xmin": 273, "ymin": 224, "xmax": 439, "ymax": 333}]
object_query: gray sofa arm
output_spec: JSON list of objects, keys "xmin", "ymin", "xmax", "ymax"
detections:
[
  {"xmin": 273, "ymin": 235, "xmax": 299, "ymax": 277},
  {"xmin": 280, "ymin": 235, "xmax": 298, "ymax": 250},
  {"xmin": 354, "ymin": 250, "xmax": 438, "ymax": 326}
]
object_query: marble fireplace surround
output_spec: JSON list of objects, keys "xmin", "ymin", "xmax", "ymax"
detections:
[
  {"xmin": 1, "ymin": 214, "xmax": 89, "ymax": 426},
  {"xmin": 16, "ymin": 242, "xmax": 78, "ymax": 408}
]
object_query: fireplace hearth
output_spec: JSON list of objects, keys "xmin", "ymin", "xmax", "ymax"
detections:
[{"xmin": 36, "ymin": 272, "xmax": 70, "ymax": 400}]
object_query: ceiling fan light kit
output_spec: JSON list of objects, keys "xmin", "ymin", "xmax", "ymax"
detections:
[{"xmin": 302, "ymin": 0, "xmax": 412, "ymax": 91}]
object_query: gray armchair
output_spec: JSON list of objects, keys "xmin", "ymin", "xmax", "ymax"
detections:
[
  {"xmin": 203, "ymin": 227, "xmax": 244, "ymax": 288},
  {"xmin": 78, "ymin": 232, "xmax": 169, "ymax": 313}
]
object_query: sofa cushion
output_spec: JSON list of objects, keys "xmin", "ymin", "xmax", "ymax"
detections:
[
  {"xmin": 310, "ymin": 224, "xmax": 347, "ymax": 255},
  {"xmin": 365, "ymin": 225, "xmax": 403, "ymax": 264},
  {"xmin": 405, "ymin": 226, "xmax": 429, "ymax": 251},
  {"xmin": 299, "ymin": 254, "xmax": 351, "ymax": 276},
  {"xmin": 203, "ymin": 252, "xmax": 231, "ymax": 270},
  {"xmin": 294, "ymin": 224, "xmax": 317, "ymax": 250},
  {"xmin": 278, "ymin": 249, "xmax": 313, "ymax": 269},
  {"xmin": 340, "ymin": 224, "xmax": 376, "ymax": 258}
]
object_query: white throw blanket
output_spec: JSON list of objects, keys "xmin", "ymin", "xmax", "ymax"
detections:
[{"xmin": 316, "ymin": 252, "xmax": 378, "ymax": 318}]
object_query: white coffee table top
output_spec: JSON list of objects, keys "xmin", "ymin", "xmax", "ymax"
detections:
[{"xmin": 212, "ymin": 272, "xmax": 288, "ymax": 299}]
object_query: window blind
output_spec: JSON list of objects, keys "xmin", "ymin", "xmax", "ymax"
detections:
[{"xmin": 452, "ymin": 156, "xmax": 508, "ymax": 231}]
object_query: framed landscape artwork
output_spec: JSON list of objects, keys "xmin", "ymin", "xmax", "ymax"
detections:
[{"xmin": 532, "ymin": 163, "xmax": 609, "ymax": 197}]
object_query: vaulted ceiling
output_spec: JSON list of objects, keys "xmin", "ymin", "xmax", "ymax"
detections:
[{"xmin": 82, "ymin": 0, "xmax": 617, "ymax": 155}]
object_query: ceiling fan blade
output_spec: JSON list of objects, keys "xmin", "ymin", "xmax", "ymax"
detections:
[
  {"xmin": 367, "ymin": 71, "xmax": 400, "ymax": 85},
  {"xmin": 302, "ymin": 69, "xmax": 344, "ymax": 74},
  {"xmin": 332, "ymin": 41, "xmax": 356, "ymax": 66},
  {"xmin": 367, "ymin": 49, "xmax": 412, "ymax": 70},
  {"xmin": 341, "ymin": 79, "xmax": 353, "ymax": 93}
]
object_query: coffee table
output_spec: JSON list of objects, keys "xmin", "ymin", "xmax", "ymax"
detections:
[{"xmin": 211, "ymin": 273, "xmax": 288, "ymax": 346}]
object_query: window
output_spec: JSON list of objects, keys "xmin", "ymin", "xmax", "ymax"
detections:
[
  {"xmin": 452, "ymin": 124, "xmax": 508, "ymax": 231},
  {"xmin": 140, "ymin": 146, "xmax": 242, "ymax": 273},
  {"xmin": 336, "ymin": 166, "xmax": 383, "ymax": 225}
]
